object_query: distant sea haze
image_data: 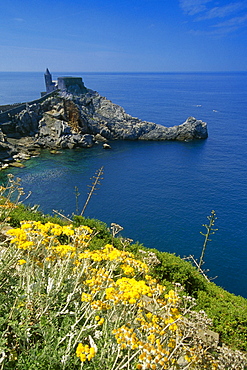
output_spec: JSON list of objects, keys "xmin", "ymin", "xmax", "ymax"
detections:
[{"xmin": 0, "ymin": 72, "xmax": 246, "ymax": 298}]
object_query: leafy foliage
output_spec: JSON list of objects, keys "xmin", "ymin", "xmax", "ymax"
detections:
[
  {"xmin": 0, "ymin": 177, "xmax": 246, "ymax": 368},
  {"xmin": 6, "ymin": 203, "xmax": 66, "ymax": 227},
  {"xmin": 0, "ymin": 221, "xmax": 245, "ymax": 369}
]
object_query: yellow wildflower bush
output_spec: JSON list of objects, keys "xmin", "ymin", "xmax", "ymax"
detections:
[
  {"xmin": 1, "ymin": 220, "xmax": 246, "ymax": 369},
  {"xmin": 76, "ymin": 343, "xmax": 96, "ymax": 362},
  {"xmin": 6, "ymin": 220, "xmax": 93, "ymax": 260}
]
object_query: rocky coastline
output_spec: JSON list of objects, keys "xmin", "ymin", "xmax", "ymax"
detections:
[{"xmin": 0, "ymin": 86, "xmax": 208, "ymax": 169}]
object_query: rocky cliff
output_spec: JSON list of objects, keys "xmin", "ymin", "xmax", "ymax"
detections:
[{"xmin": 0, "ymin": 89, "xmax": 208, "ymax": 167}]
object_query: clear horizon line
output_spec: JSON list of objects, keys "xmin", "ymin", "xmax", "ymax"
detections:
[{"xmin": 0, "ymin": 70, "xmax": 247, "ymax": 74}]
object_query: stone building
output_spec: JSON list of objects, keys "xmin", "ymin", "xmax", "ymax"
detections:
[{"xmin": 42, "ymin": 69, "xmax": 87, "ymax": 96}]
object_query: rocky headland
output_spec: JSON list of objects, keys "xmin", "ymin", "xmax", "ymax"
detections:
[{"xmin": 0, "ymin": 81, "xmax": 208, "ymax": 168}]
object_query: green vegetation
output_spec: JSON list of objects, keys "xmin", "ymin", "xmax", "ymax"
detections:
[
  {"xmin": 5, "ymin": 203, "xmax": 66, "ymax": 228},
  {"xmin": 74, "ymin": 216, "xmax": 247, "ymax": 352},
  {"xmin": 0, "ymin": 175, "xmax": 246, "ymax": 369},
  {"xmin": 151, "ymin": 250, "xmax": 247, "ymax": 351}
]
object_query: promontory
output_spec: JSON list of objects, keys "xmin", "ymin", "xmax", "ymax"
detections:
[{"xmin": 0, "ymin": 70, "xmax": 208, "ymax": 167}]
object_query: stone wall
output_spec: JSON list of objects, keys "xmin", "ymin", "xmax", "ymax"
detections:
[
  {"xmin": 0, "ymin": 91, "xmax": 58, "ymax": 124},
  {"xmin": 0, "ymin": 103, "xmax": 24, "ymax": 113}
]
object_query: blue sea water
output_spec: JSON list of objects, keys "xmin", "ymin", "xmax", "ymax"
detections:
[{"xmin": 0, "ymin": 72, "xmax": 246, "ymax": 298}]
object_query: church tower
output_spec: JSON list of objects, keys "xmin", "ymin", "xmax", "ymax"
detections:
[{"xmin": 44, "ymin": 68, "xmax": 56, "ymax": 93}]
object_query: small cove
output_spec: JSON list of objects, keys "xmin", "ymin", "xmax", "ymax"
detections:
[{"xmin": 0, "ymin": 72, "xmax": 246, "ymax": 297}]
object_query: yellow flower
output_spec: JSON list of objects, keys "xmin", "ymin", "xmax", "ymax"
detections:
[
  {"xmin": 18, "ymin": 241, "xmax": 34, "ymax": 250},
  {"xmin": 52, "ymin": 244, "xmax": 76, "ymax": 258},
  {"xmin": 184, "ymin": 355, "xmax": 191, "ymax": 363},
  {"xmin": 76, "ymin": 343, "xmax": 96, "ymax": 362},
  {"xmin": 147, "ymin": 334, "xmax": 156, "ymax": 344},
  {"xmin": 169, "ymin": 323, "xmax": 178, "ymax": 331},
  {"xmin": 20, "ymin": 223, "xmax": 32, "ymax": 229},
  {"xmin": 62, "ymin": 225, "xmax": 74, "ymax": 236},
  {"xmin": 129, "ymin": 298, "xmax": 137, "ymax": 304},
  {"xmin": 17, "ymin": 259, "xmax": 26, "ymax": 265},
  {"xmin": 168, "ymin": 340, "xmax": 176, "ymax": 348},
  {"xmin": 81, "ymin": 293, "xmax": 92, "ymax": 302},
  {"xmin": 121, "ymin": 264, "xmax": 135, "ymax": 275},
  {"xmin": 51, "ymin": 226, "xmax": 63, "ymax": 236},
  {"xmin": 97, "ymin": 317, "xmax": 105, "ymax": 325},
  {"xmin": 87, "ymin": 347, "xmax": 96, "ymax": 361},
  {"xmin": 91, "ymin": 300, "xmax": 111, "ymax": 310}
]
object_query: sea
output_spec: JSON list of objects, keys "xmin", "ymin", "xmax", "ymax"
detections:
[{"xmin": 0, "ymin": 72, "xmax": 246, "ymax": 298}]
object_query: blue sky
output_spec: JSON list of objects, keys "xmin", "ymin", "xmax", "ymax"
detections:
[{"xmin": 1, "ymin": 0, "xmax": 247, "ymax": 72}]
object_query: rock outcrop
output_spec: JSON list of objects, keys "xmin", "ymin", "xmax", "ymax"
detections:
[
  {"xmin": 0, "ymin": 88, "xmax": 208, "ymax": 167},
  {"xmin": 75, "ymin": 90, "xmax": 207, "ymax": 142},
  {"xmin": 0, "ymin": 131, "xmax": 18, "ymax": 163}
]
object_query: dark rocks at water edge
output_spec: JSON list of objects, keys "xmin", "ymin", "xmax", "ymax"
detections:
[{"xmin": 0, "ymin": 87, "xmax": 208, "ymax": 168}]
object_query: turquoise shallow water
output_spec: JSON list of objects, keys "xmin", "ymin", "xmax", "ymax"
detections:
[{"xmin": 0, "ymin": 72, "xmax": 246, "ymax": 298}]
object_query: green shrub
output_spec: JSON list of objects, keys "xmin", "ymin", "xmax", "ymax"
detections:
[
  {"xmin": 195, "ymin": 287, "xmax": 247, "ymax": 351},
  {"xmin": 0, "ymin": 177, "xmax": 246, "ymax": 356},
  {"xmin": 152, "ymin": 251, "xmax": 208, "ymax": 296},
  {"xmin": 7, "ymin": 204, "xmax": 66, "ymax": 227},
  {"xmin": 0, "ymin": 220, "xmax": 245, "ymax": 369},
  {"xmin": 73, "ymin": 215, "xmax": 110, "ymax": 239},
  {"xmin": 143, "ymin": 248, "xmax": 247, "ymax": 352}
]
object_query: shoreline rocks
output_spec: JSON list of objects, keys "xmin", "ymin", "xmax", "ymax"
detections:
[{"xmin": 0, "ymin": 89, "xmax": 208, "ymax": 169}]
